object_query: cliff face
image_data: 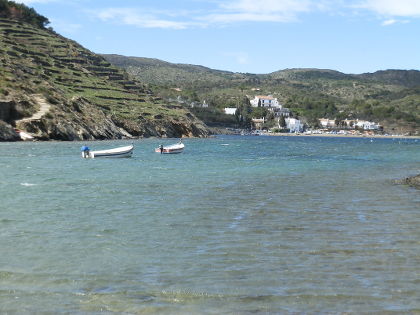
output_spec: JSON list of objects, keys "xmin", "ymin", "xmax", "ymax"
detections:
[
  {"xmin": 0, "ymin": 16, "xmax": 208, "ymax": 141},
  {"xmin": 0, "ymin": 120, "xmax": 19, "ymax": 141}
]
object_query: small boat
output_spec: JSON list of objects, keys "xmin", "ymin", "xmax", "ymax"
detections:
[
  {"xmin": 81, "ymin": 145, "xmax": 133, "ymax": 158},
  {"xmin": 155, "ymin": 141, "xmax": 184, "ymax": 154},
  {"xmin": 14, "ymin": 129, "xmax": 34, "ymax": 141}
]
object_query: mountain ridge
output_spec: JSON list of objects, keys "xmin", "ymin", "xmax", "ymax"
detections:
[{"xmin": 102, "ymin": 54, "xmax": 420, "ymax": 85}]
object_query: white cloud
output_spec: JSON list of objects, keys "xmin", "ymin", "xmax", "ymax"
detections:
[
  {"xmin": 15, "ymin": 0, "xmax": 56, "ymax": 4},
  {"xmin": 356, "ymin": 0, "xmax": 420, "ymax": 17},
  {"xmin": 92, "ymin": 1, "xmax": 321, "ymax": 30},
  {"xmin": 90, "ymin": 0, "xmax": 420, "ymax": 30},
  {"xmin": 94, "ymin": 8, "xmax": 190, "ymax": 30},
  {"xmin": 205, "ymin": 12, "xmax": 297, "ymax": 24},
  {"xmin": 220, "ymin": 0, "xmax": 312, "ymax": 13},
  {"xmin": 211, "ymin": 0, "xmax": 314, "ymax": 23},
  {"xmin": 381, "ymin": 18, "xmax": 397, "ymax": 26}
]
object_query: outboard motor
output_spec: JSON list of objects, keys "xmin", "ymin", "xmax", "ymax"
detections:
[{"xmin": 81, "ymin": 146, "xmax": 90, "ymax": 158}]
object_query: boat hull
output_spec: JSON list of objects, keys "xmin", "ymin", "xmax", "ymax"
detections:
[
  {"xmin": 155, "ymin": 148, "xmax": 184, "ymax": 154},
  {"xmin": 155, "ymin": 142, "xmax": 184, "ymax": 154},
  {"xmin": 82, "ymin": 145, "xmax": 134, "ymax": 158}
]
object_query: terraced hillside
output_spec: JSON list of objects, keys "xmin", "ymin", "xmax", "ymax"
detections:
[
  {"xmin": 0, "ymin": 16, "xmax": 208, "ymax": 141},
  {"xmin": 104, "ymin": 55, "xmax": 419, "ymax": 134}
]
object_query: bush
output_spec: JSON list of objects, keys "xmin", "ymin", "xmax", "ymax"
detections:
[
  {"xmin": 0, "ymin": 0, "xmax": 50, "ymax": 28},
  {"xmin": 191, "ymin": 107, "xmax": 237, "ymax": 127}
]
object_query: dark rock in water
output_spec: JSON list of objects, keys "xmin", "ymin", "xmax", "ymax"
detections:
[
  {"xmin": 0, "ymin": 121, "xmax": 20, "ymax": 141},
  {"xmin": 395, "ymin": 174, "xmax": 420, "ymax": 189}
]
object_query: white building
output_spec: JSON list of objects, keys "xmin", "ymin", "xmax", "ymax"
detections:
[
  {"xmin": 250, "ymin": 95, "xmax": 281, "ymax": 108},
  {"xmin": 355, "ymin": 120, "xmax": 381, "ymax": 130},
  {"xmin": 286, "ymin": 118, "xmax": 304, "ymax": 133},
  {"xmin": 251, "ymin": 117, "xmax": 266, "ymax": 130},
  {"xmin": 190, "ymin": 100, "xmax": 208, "ymax": 108},
  {"xmin": 319, "ymin": 118, "xmax": 336, "ymax": 128},
  {"xmin": 321, "ymin": 118, "xmax": 382, "ymax": 130},
  {"xmin": 224, "ymin": 107, "xmax": 237, "ymax": 115}
]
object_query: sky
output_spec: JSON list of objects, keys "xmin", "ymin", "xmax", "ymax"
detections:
[{"xmin": 15, "ymin": 0, "xmax": 420, "ymax": 74}]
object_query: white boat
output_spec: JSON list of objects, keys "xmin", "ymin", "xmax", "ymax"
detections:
[
  {"xmin": 14, "ymin": 129, "xmax": 34, "ymax": 141},
  {"xmin": 155, "ymin": 141, "xmax": 184, "ymax": 154},
  {"xmin": 81, "ymin": 145, "xmax": 133, "ymax": 158}
]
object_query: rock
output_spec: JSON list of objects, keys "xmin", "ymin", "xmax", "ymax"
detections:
[
  {"xmin": 0, "ymin": 121, "xmax": 21, "ymax": 141},
  {"xmin": 395, "ymin": 174, "xmax": 420, "ymax": 189}
]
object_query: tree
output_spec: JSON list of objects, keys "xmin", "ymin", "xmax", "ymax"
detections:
[
  {"xmin": 251, "ymin": 107, "xmax": 268, "ymax": 118},
  {"xmin": 335, "ymin": 119, "xmax": 341, "ymax": 127},
  {"xmin": 235, "ymin": 96, "xmax": 252, "ymax": 128},
  {"xmin": 0, "ymin": 0, "xmax": 49, "ymax": 28},
  {"xmin": 279, "ymin": 114, "xmax": 286, "ymax": 128}
]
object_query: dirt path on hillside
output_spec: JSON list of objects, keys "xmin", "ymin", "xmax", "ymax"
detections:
[{"xmin": 16, "ymin": 94, "xmax": 51, "ymax": 123}]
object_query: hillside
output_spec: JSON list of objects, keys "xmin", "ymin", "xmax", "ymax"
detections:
[
  {"xmin": 0, "ymin": 4, "xmax": 208, "ymax": 141},
  {"xmin": 103, "ymin": 54, "xmax": 253, "ymax": 91},
  {"xmin": 103, "ymin": 55, "xmax": 420, "ymax": 134}
]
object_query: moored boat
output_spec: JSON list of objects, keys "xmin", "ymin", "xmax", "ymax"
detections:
[
  {"xmin": 14, "ymin": 129, "xmax": 34, "ymax": 141},
  {"xmin": 155, "ymin": 141, "xmax": 184, "ymax": 154},
  {"xmin": 81, "ymin": 145, "xmax": 134, "ymax": 158}
]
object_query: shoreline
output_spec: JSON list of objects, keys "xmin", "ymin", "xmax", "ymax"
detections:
[
  {"xmin": 265, "ymin": 132, "xmax": 420, "ymax": 140},
  {"xmin": 212, "ymin": 127, "xmax": 419, "ymax": 140}
]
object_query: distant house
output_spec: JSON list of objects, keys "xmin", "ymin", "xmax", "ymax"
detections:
[
  {"xmin": 250, "ymin": 95, "xmax": 281, "ymax": 109},
  {"xmin": 278, "ymin": 108, "xmax": 291, "ymax": 117},
  {"xmin": 355, "ymin": 120, "xmax": 381, "ymax": 130},
  {"xmin": 321, "ymin": 118, "xmax": 382, "ymax": 130},
  {"xmin": 251, "ymin": 117, "xmax": 265, "ymax": 130},
  {"xmin": 224, "ymin": 107, "xmax": 237, "ymax": 115},
  {"xmin": 191, "ymin": 100, "xmax": 208, "ymax": 108},
  {"xmin": 286, "ymin": 118, "xmax": 304, "ymax": 133},
  {"xmin": 319, "ymin": 118, "xmax": 336, "ymax": 128}
]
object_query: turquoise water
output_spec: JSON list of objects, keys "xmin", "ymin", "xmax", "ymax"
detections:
[{"xmin": 0, "ymin": 135, "xmax": 419, "ymax": 314}]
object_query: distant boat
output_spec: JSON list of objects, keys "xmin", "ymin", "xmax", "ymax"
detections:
[
  {"xmin": 14, "ymin": 129, "xmax": 34, "ymax": 141},
  {"xmin": 81, "ymin": 145, "xmax": 133, "ymax": 158},
  {"xmin": 155, "ymin": 141, "xmax": 184, "ymax": 154}
]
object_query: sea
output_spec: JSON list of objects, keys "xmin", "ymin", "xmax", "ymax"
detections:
[{"xmin": 0, "ymin": 135, "xmax": 419, "ymax": 314}]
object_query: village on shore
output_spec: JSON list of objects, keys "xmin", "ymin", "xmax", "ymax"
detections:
[{"xmin": 221, "ymin": 95, "xmax": 418, "ymax": 139}]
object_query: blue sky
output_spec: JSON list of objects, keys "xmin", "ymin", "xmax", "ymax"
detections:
[{"xmin": 16, "ymin": 0, "xmax": 420, "ymax": 74}]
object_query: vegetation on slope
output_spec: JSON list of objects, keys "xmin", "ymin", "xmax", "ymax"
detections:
[
  {"xmin": 103, "ymin": 55, "xmax": 419, "ymax": 134},
  {"xmin": 0, "ymin": 2, "xmax": 208, "ymax": 141},
  {"xmin": 0, "ymin": 0, "xmax": 49, "ymax": 28}
]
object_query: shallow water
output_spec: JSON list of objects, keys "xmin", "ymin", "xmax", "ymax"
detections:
[{"xmin": 0, "ymin": 135, "xmax": 419, "ymax": 314}]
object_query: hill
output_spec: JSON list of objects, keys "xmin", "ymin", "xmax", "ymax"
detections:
[
  {"xmin": 103, "ymin": 54, "xmax": 252, "ymax": 91},
  {"xmin": 0, "ymin": 3, "xmax": 208, "ymax": 141},
  {"xmin": 358, "ymin": 70, "xmax": 420, "ymax": 88},
  {"xmin": 103, "ymin": 55, "xmax": 419, "ymax": 134}
]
